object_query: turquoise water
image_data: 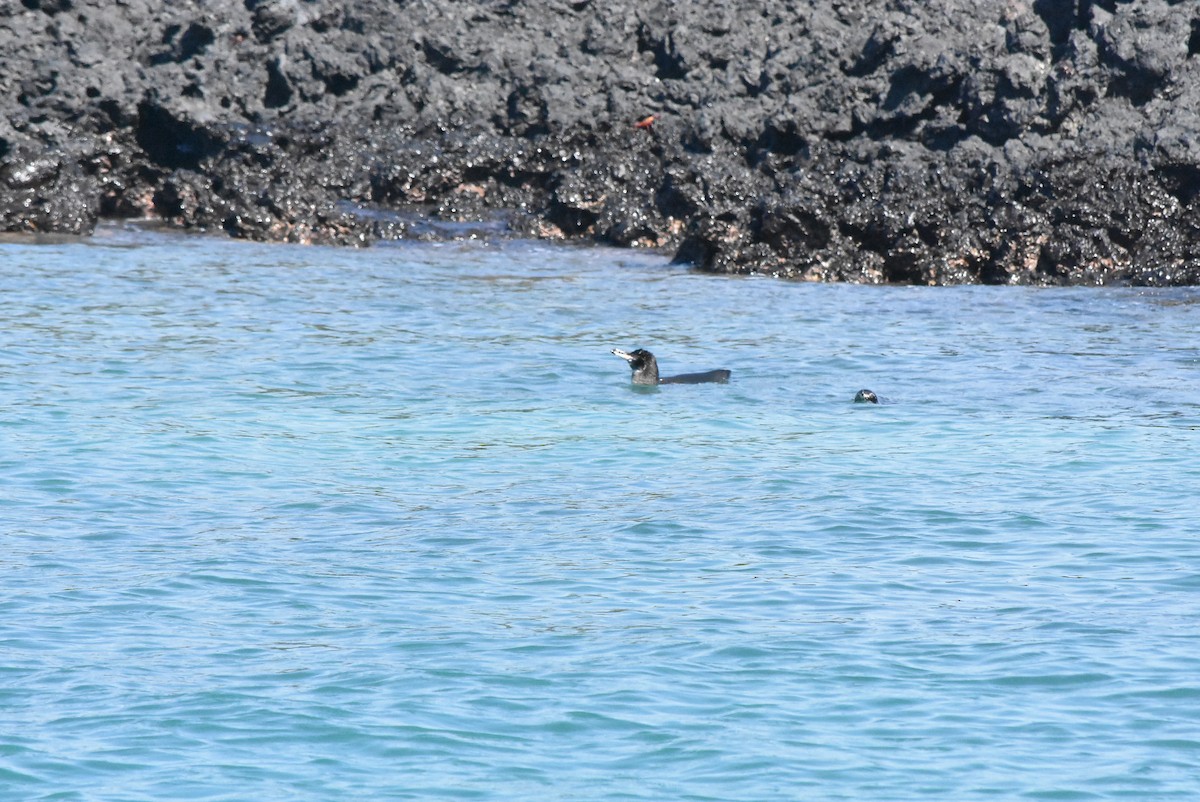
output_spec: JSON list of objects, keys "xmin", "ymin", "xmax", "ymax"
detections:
[{"xmin": 3, "ymin": 225, "xmax": 1200, "ymax": 800}]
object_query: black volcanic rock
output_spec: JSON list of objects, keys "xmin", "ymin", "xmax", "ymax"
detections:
[{"xmin": 1, "ymin": 0, "xmax": 1199, "ymax": 284}]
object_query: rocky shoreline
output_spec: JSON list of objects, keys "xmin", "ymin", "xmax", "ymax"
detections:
[{"xmin": 3, "ymin": 0, "xmax": 1199, "ymax": 284}]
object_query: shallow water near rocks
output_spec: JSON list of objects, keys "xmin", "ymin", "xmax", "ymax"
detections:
[{"xmin": 3, "ymin": 226, "xmax": 1200, "ymax": 800}]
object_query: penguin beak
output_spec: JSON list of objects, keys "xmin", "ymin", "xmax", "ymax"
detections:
[{"xmin": 611, "ymin": 349, "xmax": 635, "ymax": 362}]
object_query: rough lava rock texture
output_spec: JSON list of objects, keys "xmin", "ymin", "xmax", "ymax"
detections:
[{"xmin": 2, "ymin": 0, "xmax": 1199, "ymax": 284}]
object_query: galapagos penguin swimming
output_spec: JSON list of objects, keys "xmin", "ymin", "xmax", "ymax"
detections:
[
  {"xmin": 853, "ymin": 389, "xmax": 879, "ymax": 404},
  {"xmin": 611, "ymin": 348, "xmax": 731, "ymax": 385}
]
